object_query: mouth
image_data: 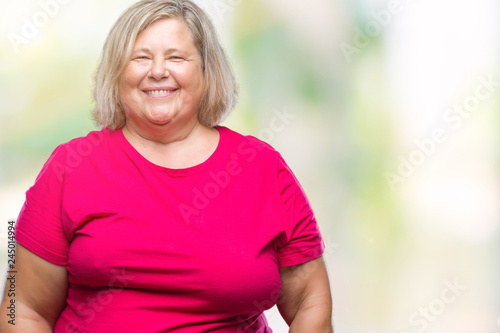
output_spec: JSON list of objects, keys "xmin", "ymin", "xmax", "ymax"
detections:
[
  {"xmin": 145, "ymin": 89, "xmax": 176, "ymax": 95},
  {"xmin": 142, "ymin": 88, "xmax": 178, "ymax": 97}
]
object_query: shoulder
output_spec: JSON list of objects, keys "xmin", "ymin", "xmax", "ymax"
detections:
[
  {"xmin": 38, "ymin": 128, "xmax": 115, "ymax": 178},
  {"xmin": 62, "ymin": 128, "xmax": 112, "ymax": 152},
  {"xmin": 218, "ymin": 127, "xmax": 301, "ymax": 188},
  {"xmin": 51, "ymin": 128, "xmax": 114, "ymax": 161},
  {"xmin": 218, "ymin": 126, "xmax": 281, "ymax": 164}
]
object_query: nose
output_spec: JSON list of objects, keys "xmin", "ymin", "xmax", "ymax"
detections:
[{"xmin": 149, "ymin": 59, "xmax": 169, "ymax": 80}]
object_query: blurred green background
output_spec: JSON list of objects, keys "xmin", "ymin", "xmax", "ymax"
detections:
[{"xmin": 1, "ymin": 0, "xmax": 499, "ymax": 332}]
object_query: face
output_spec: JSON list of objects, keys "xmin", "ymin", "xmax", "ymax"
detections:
[{"xmin": 119, "ymin": 18, "xmax": 204, "ymax": 131}]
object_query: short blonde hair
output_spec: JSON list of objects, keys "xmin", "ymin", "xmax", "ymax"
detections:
[{"xmin": 92, "ymin": 0, "xmax": 238, "ymax": 129}]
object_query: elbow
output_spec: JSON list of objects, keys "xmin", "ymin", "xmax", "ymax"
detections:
[{"xmin": 289, "ymin": 297, "xmax": 333, "ymax": 333}]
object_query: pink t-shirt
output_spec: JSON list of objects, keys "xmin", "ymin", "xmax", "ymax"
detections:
[{"xmin": 16, "ymin": 126, "xmax": 325, "ymax": 333}]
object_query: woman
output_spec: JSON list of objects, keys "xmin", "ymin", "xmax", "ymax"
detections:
[{"xmin": 0, "ymin": 0, "xmax": 333, "ymax": 332}]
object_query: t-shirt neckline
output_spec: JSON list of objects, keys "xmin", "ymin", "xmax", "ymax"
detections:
[{"xmin": 114, "ymin": 125, "xmax": 225, "ymax": 175}]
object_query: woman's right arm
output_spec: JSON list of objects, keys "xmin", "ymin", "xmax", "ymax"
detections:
[{"xmin": 0, "ymin": 243, "xmax": 68, "ymax": 332}]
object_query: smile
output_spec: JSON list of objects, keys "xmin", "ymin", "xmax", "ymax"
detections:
[{"xmin": 145, "ymin": 89, "xmax": 176, "ymax": 95}]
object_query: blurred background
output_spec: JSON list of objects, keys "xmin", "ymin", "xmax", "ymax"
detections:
[{"xmin": 1, "ymin": 0, "xmax": 499, "ymax": 332}]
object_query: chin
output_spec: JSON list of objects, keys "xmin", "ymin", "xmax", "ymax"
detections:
[
  {"xmin": 146, "ymin": 110, "xmax": 176, "ymax": 125},
  {"xmin": 148, "ymin": 117, "xmax": 175, "ymax": 126}
]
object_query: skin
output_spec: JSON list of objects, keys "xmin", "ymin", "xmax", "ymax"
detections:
[
  {"xmin": 278, "ymin": 256, "xmax": 334, "ymax": 332},
  {"xmin": 119, "ymin": 18, "xmax": 219, "ymax": 169},
  {"xmin": 0, "ymin": 17, "xmax": 333, "ymax": 332},
  {"xmin": 0, "ymin": 244, "xmax": 67, "ymax": 332},
  {"xmin": 0, "ymin": 249, "xmax": 333, "ymax": 332}
]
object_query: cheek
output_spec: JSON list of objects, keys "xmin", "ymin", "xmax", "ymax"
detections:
[
  {"xmin": 170, "ymin": 66, "xmax": 203, "ymax": 91},
  {"xmin": 122, "ymin": 65, "xmax": 148, "ymax": 87}
]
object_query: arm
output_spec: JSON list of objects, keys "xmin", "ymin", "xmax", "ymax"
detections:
[
  {"xmin": 277, "ymin": 256, "xmax": 333, "ymax": 333},
  {"xmin": 0, "ymin": 243, "xmax": 68, "ymax": 332}
]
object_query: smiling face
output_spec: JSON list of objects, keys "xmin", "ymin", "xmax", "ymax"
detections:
[{"xmin": 119, "ymin": 18, "xmax": 204, "ymax": 133}]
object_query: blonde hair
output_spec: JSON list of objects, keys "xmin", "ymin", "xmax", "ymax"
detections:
[{"xmin": 92, "ymin": 0, "xmax": 238, "ymax": 129}]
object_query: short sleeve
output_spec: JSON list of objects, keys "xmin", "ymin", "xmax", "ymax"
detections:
[
  {"xmin": 15, "ymin": 145, "xmax": 69, "ymax": 265},
  {"xmin": 276, "ymin": 153, "xmax": 325, "ymax": 268}
]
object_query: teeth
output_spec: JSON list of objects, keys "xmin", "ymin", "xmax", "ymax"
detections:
[{"xmin": 146, "ymin": 90, "xmax": 173, "ymax": 95}]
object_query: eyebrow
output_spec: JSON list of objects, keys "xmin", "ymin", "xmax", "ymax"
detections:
[{"xmin": 132, "ymin": 48, "xmax": 183, "ymax": 54}]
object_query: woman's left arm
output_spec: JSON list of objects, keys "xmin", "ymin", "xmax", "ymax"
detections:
[{"xmin": 277, "ymin": 256, "xmax": 333, "ymax": 332}]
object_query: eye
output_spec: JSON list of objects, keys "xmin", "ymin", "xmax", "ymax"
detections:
[
  {"xmin": 132, "ymin": 55, "xmax": 150, "ymax": 61},
  {"xmin": 169, "ymin": 56, "xmax": 183, "ymax": 61}
]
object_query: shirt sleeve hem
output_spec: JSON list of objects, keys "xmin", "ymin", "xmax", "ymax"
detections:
[
  {"xmin": 15, "ymin": 231, "xmax": 68, "ymax": 266},
  {"xmin": 277, "ymin": 242, "xmax": 325, "ymax": 268}
]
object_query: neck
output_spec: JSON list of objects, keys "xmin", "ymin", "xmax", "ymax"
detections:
[
  {"xmin": 123, "ymin": 115, "xmax": 203, "ymax": 145},
  {"xmin": 122, "ymin": 120, "xmax": 219, "ymax": 169}
]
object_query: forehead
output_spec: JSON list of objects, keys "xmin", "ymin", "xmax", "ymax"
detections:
[{"xmin": 134, "ymin": 18, "xmax": 195, "ymax": 49}]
